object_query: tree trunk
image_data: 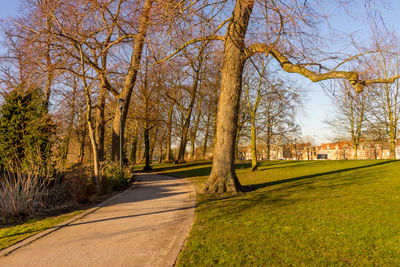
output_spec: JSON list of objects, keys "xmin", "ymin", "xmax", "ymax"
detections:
[
  {"xmin": 201, "ymin": 0, "xmax": 254, "ymax": 194},
  {"xmin": 130, "ymin": 120, "xmax": 138, "ymax": 164},
  {"xmin": 389, "ymin": 121, "xmax": 396, "ymax": 159},
  {"xmin": 389, "ymin": 136, "xmax": 396, "ymax": 159},
  {"xmin": 149, "ymin": 125, "xmax": 158, "ymax": 163},
  {"xmin": 235, "ymin": 128, "xmax": 240, "ymax": 160},
  {"xmin": 77, "ymin": 116, "xmax": 87, "ymax": 164},
  {"xmin": 353, "ymin": 143, "xmax": 359, "ymax": 159},
  {"xmin": 95, "ymin": 83, "xmax": 107, "ymax": 161},
  {"xmin": 43, "ymin": 13, "xmax": 53, "ymax": 112},
  {"xmin": 143, "ymin": 121, "xmax": 151, "ymax": 170},
  {"xmin": 250, "ymin": 115, "xmax": 257, "ymax": 171},
  {"xmin": 190, "ymin": 97, "xmax": 202, "ymax": 159},
  {"xmin": 202, "ymin": 105, "xmax": 211, "ymax": 158},
  {"xmin": 83, "ymin": 86, "xmax": 99, "ymax": 178},
  {"xmin": 266, "ymin": 138, "xmax": 271, "ymax": 161},
  {"xmin": 176, "ymin": 65, "xmax": 202, "ymax": 163},
  {"xmin": 212, "ymin": 103, "xmax": 218, "ymax": 154},
  {"xmin": 266, "ymin": 118, "xmax": 272, "ymax": 160},
  {"xmin": 111, "ymin": 0, "xmax": 153, "ymax": 161},
  {"xmin": 165, "ymin": 102, "xmax": 174, "ymax": 161},
  {"xmin": 61, "ymin": 81, "xmax": 77, "ymax": 165}
]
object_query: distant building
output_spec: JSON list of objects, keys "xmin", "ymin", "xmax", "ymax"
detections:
[{"xmin": 237, "ymin": 139, "xmax": 400, "ymax": 161}]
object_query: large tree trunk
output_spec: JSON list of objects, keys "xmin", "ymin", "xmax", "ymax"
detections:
[
  {"xmin": 111, "ymin": 0, "xmax": 153, "ymax": 161},
  {"xmin": 201, "ymin": 0, "xmax": 254, "ymax": 194}
]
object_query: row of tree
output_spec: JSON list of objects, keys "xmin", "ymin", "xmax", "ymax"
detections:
[
  {"xmin": 1, "ymin": 0, "xmax": 400, "ymax": 194},
  {"xmin": 326, "ymin": 32, "xmax": 400, "ymax": 159}
]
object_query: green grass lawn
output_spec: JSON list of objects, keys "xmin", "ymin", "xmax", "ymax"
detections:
[
  {"xmin": 157, "ymin": 160, "xmax": 400, "ymax": 266},
  {"xmin": 0, "ymin": 210, "xmax": 85, "ymax": 251}
]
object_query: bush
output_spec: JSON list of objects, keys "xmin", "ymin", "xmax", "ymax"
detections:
[
  {"xmin": 0, "ymin": 85, "xmax": 53, "ymax": 168},
  {"xmin": 100, "ymin": 162, "xmax": 132, "ymax": 194},
  {"xmin": 0, "ymin": 166, "xmax": 50, "ymax": 220},
  {"xmin": 52, "ymin": 165, "xmax": 96, "ymax": 205},
  {"xmin": 0, "ymin": 162, "xmax": 133, "ymax": 222}
]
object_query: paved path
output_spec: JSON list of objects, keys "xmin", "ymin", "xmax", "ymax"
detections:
[{"xmin": 0, "ymin": 173, "xmax": 196, "ymax": 267}]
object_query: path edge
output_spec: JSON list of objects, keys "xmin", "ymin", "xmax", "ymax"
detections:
[
  {"xmin": 0, "ymin": 178, "xmax": 141, "ymax": 257},
  {"xmin": 153, "ymin": 173, "xmax": 198, "ymax": 267}
]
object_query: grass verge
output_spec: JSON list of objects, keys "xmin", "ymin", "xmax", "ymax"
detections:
[{"xmin": 0, "ymin": 209, "xmax": 85, "ymax": 251}]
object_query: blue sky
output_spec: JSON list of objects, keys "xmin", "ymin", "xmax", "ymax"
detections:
[
  {"xmin": 0, "ymin": 0, "xmax": 20, "ymax": 19},
  {"xmin": 1, "ymin": 0, "xmax": 399, "ymax": 144}
]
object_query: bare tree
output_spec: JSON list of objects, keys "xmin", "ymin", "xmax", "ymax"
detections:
[
  {"xmin": 243, "ymin": 56, "xmax": 268, "ymax": 171},
  {"xmin": 325, "ymin": 80, "xmax": 370, "ymax": 159}
]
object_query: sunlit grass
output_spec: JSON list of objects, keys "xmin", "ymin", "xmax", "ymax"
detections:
[
  {"xmin": 158, "ymin": 160, "xmax": 400, "ymax": 266},
  {"xmin": 0, "ymin": 210, "xmax": 85, "ymax": 251}
]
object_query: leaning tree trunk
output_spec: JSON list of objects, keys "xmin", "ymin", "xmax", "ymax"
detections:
[
  {"xmin": 111, "ymin": 0, "xmax": 153, "ymax": 161},
  {"xmin": 201, "ymin": 0, "xmax": 254, "ymax": 194}
]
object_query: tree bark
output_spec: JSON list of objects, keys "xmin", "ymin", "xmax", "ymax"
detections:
[
  {"xmin": 201, "ymin": 0, "xmax": 254, "ymax": 194},
  {"xmin": 111, "ymin": 0, "xmax": 153, "ymax": 161}
]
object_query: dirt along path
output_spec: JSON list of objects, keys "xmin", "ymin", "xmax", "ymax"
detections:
[{"xmin": 0, "ymin": 173, "xmax": 196, "ymax": 267}]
